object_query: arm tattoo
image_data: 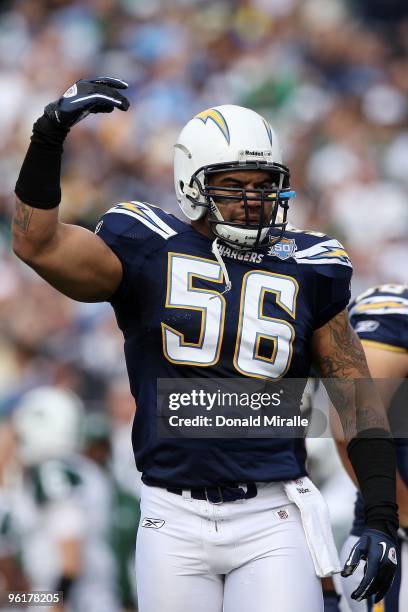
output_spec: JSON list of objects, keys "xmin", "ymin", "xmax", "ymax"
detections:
[
  {"xmin": 13, "ymin": 201, "xmax": 33, "ymax": 233},
  {"xmin": 314, "ymin": 312, "xmax": 388, "ymax": 439},
  {"xmin": 315, "ymin": 313, "xmax": 370, "ymax": 378}
]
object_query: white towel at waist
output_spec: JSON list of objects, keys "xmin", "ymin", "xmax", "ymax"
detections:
[{"xmin": 284, "ymin": 476, "xmax": 342, "ymax": 577}]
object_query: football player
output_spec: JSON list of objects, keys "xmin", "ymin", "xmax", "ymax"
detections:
[
  {"xmin": 12, "ymin": 77, "xmax": 399, "ymax": 611},
  {"xmin": 10, "ymin": 386, "xmax": 120, "ymax": 612},
  {"xmin": 334, "ymin": 285, "xmax": 408, "ymax": 611}
]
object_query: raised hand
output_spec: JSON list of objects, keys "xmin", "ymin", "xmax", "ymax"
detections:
[{"xmin": 44, "ymin": 77, "xmax": 130, "ymax": 129}]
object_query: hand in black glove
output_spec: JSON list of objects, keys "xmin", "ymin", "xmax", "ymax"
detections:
[
  {"xmin": 44, "ymin": 77, "xmax": 130, "ymax": 129},
  {"xmin": 341, "ymin": 529, "xmax": 397, "ymax": 603}
]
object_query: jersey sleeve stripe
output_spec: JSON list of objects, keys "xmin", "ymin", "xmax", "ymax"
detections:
[
  {"xmin": 106, "ymin": 202, "xmax": 178, "ymax": 240},
  {"xmin": 349, "ymin": 298, "xmax": 408, "ymax": 317},
  {"xmin": 294, "ymin": 239, "xmax": 352, "ymax": 267}
]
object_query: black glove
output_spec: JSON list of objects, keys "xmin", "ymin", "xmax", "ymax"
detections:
[
  {"xmin": 15, "ymin": 77, "xmax": 130, "ymax": 208},
  {"xmin": 341, "ymin": 528, "xmax": 397, "ymax": 603},
  {"xmin": 44, "ymin": 77, "xmax": 130, "ymax": 129}
]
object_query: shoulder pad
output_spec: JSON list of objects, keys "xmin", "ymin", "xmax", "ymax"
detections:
[
  {"xmin": 349, "ymin": 284, "xmax": 408, "ymax": 317},
  {"xmin": 97, "ymin": 201, "xmax": 182, "ymax": 240},
  {"xmin": 291, "ymin": 233, "xmax": 352, "ymax": 270}
]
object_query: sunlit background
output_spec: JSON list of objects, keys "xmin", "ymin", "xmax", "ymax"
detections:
[{"xmin": 0, "ymin": 1, "xmax": 407, "ymax": 610}]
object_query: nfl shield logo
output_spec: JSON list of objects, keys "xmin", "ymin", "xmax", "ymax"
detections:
[
  {"xmin": 277, "ymin": 509, "xmax": 289, "ymax": 520},
  {"xmin": 268, "ymin": 238, "xmax": 296, "ymax": 260}
]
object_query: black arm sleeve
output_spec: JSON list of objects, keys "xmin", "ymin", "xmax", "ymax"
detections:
[
  {"xmin": 15, "ymin": 114, "xmax": 69, "ymax": 209},
  {"xmin": 347, "ymin": 428, "xmax": 399, "ymax": 540}
]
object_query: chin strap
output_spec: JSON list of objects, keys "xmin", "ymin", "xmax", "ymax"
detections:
[{"xmin": 211, "ymin": 238, "xmax": 232, "ymax": 297}]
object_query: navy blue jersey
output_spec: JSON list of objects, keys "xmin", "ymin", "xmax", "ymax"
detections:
[
  {"xmin": 349, "ymin": 284, "xmax": 408, "ymax": 353},
  {"xmin": 96, "ymin": 201, "xmax": 352, "ymax": 487},
  {"xmin": 349, "ymin": 284, "xmax": 408, "ymax": 536}
]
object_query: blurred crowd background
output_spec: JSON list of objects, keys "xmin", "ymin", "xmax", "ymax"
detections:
[{"xmin": 0, "ymin": 0, "xmax": 407, "ymax": 610}]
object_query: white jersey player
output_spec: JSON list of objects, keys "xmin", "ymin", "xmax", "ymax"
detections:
[{"xmin": 10, "ymin": 386, "xmax": 120, "ymax": 612}]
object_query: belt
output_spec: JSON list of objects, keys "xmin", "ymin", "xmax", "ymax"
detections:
[{"xmin": 167, "ymin": 482, "xmax": 257, "ymax": 504}]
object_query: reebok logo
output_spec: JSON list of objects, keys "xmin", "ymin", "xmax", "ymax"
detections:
[
  {"xmin": 141, "ymin": 518, "xmax": 165, "ymax": 529},
  {"xmin": 354, "ymin": 320, "xmax": 379, "ymax": 334},
  {"xmin": 296, "ymin": 487, "xmax": 310, "ymax": 494}
]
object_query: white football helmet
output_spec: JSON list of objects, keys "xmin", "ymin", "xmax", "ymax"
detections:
[
  {"xmin": 174, "ymin": 104, "xmax": 295, "ymax": 248},
  {"xmin": 12, "ymin": 387, "xmax": 84, "ymax": 465}
]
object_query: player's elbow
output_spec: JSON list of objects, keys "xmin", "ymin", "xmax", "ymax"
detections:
[
  {"xmin": 12, "ymin": 231, "xmax": 41, "ymax": 264},
  {"xmin": 12, "ymin": 225, "xmax": 56, "ymax": 267},
  {"xmin": 12, "ymin": 231, "xmax": 33, "ymax": 262}
]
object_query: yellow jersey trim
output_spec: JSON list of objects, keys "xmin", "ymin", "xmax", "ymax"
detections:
[{"xmin": 361, "ymin": 340, "xmax": 407, "ymax": 354}]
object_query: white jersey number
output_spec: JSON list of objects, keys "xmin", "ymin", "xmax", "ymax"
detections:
[
  {"xmin": 162, "ymin": 254, "xmax": 226, "ymax": 366},
  {"xmin": 162, "ymin": 254, "xmax": 298, "ymax": 379},
  {"xmin": 234, "ymin": 271, "xmax": 297, "ymax": 379}
]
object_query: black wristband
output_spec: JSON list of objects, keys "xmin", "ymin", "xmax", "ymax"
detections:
[
  {"xmin": 347, "ymin": 428, "xmax": 398, "ymax": 540},
  {"xmin": 15, "ymin": 114, "xmax": 69, "ymax": 209}
]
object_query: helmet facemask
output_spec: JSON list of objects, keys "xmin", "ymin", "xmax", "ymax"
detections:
[{"xmin": 183, "ymin": 160, "xmax": 294, "ymax": 250}]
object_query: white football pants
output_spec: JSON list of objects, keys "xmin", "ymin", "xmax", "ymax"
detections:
[{"xmin": 136, "ymin": 482, "xmax": 323, "ymax": 612}]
